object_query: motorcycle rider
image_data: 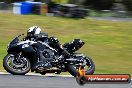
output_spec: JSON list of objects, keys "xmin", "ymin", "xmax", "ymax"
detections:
[
  {"xmin": 25, "ymin": 26, "xmax": 48, "ymax": 42},
  {"xmin": 25, "ymin": 26, "xmax": 52, "ymax": 71},
  {"xmin": 25, "ymin": 26, "xmax": 70, "ymax": 72}
]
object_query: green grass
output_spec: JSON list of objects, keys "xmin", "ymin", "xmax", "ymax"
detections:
[{"xmin": 0, "ymin": 13, "xmax": 132, "ymax": 75}]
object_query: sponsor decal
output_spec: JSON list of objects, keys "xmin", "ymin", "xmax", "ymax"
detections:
[{"xmin": 76, "ymin": 66, "xmax": 131, "ymax": 85}]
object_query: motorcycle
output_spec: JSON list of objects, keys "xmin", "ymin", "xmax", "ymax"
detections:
[{"xmin": 3, "ymin": 34, "xmax": 95, "ymax": 77}]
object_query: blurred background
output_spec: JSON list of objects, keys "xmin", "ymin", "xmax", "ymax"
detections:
[{"xmin": 0, "ymin": 0, "xmax": 132, "ymax": 17}]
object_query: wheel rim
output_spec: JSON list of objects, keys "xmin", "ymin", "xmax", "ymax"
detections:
[
  {"xmin": 83, "ymin": 58, "xmax": 95, "ymax": 75},
  {"xmin": 73, "ymin": 58, "xmax": 94, "ymax": 74},
  {"xmin": 6, "ymin": 54, "xmax": 29, "ymax": 72},
  {"xmin": 83, "ymin": 58, "xmax": 91, "ymax": 71}
]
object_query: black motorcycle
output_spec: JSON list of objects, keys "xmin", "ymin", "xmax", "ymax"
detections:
[{"xmin": 3, "ymin": 34, "xmax": 95, "ymax": 77}]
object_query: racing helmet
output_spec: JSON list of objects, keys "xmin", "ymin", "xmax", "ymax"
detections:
[{"xmin": 27, "ymin": 26, "xmax": 41, "ymax": 38}]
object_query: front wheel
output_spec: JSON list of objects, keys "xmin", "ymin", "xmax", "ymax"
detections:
[
  {"xmin": 66, "ymin": 56, "xmax": 95, "ymax": 77},
  {"xmin": 3, "ymin": 54, "xmax": 31, "ymax": 75}
]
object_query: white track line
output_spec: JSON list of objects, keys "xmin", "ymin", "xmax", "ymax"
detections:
[
  {"xmin": 0, "ymin": 72, "xmax": 132, "ymax": 80},
  {"xmin": 0, "ymin": 72, "xmax": 73, "ymax": 77}
]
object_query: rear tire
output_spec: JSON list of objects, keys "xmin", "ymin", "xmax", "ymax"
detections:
[
  {"xmin": 3, "ymin": 54, "xmax": 31, "ymax": 75},
  {"xmin": 66, "ymin": 57, "xmax": 95, "ymax": 77},
  {"xmin": 76, "ymin": 76, "xmax": 87, "ymax": 85}
]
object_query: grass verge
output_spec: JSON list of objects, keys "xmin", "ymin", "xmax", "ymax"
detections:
[{"xmin": 0, "ymin": 13, "xmax": 132, "ymax": 75}]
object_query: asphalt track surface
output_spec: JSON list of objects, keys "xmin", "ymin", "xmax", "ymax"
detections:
[{"xmin": 0, "ymin": 73, "xmax": 131, "ymax": 88}]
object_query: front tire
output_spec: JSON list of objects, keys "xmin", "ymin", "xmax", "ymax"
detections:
[
  {"xmin": 3, "ymin": 54, "xmax": 31, "ymax": 75},
  {"xmin": 66, "ymin": 57, "xmax": 95, "ymax": 77}
]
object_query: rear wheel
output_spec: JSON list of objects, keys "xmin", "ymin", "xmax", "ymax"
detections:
[
  {"xmin": 66, "ymin": 56, "xmax": 95, "ymax": 77},
  {"xmin": 76, "ymin": 76, "xmax": 87, "ymax": 85},
  {"xmin": 3, "ymin": 54, "xmax": 31, "ymax": 75}
]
